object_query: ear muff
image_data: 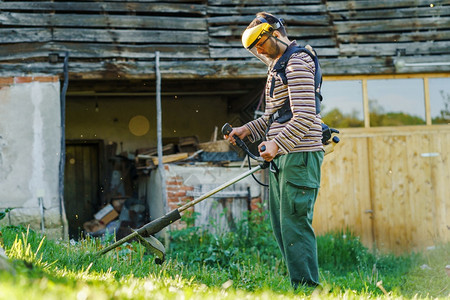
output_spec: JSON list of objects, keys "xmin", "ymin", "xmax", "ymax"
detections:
[{"xmin": 241, "ymin": 23, "xmax": 274, "ymax": 50}]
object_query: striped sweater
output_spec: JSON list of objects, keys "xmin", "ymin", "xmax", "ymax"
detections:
[{"xmin": 245, "ymin": 47, "xmax": 324, "ymax": 155}]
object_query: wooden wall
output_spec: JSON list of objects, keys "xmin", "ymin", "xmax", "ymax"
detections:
[
  {"xmin": 314, "ymin": 125, "xmax": 450, "ymax": 254},
  {"xmin": 0, "ymin": 0, "xmax": 449, "ymax": 78}
]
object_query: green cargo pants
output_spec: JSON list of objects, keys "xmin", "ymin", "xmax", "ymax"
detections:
[{"xmin": 268, "ymin": 151, "xmax": 324, "ymax": 288}]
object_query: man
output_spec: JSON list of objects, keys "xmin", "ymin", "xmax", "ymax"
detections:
[{"xmin": 224, "ymin": 12, "xmax": 324, "ymax": 288}]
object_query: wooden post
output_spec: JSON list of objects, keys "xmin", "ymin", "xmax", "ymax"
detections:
[
  {"xmin": 362, "ymin": 79, "xmax": 370, "ymax": 128},
  {"xmin": 155, "ymin": 51, "xmax": 168, "ymax": 214},
  {"xmin": 423, "ymin": 77, "xmax": 432, "ymax": 125}
]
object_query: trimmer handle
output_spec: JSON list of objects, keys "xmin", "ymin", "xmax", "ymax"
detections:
[{"xmin": 221, "ymin": 123, "xmax": 247, "ymax": 150}]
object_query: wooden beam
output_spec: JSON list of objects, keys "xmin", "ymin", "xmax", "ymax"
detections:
[
  {"xmin": 423, "ymin": 77, "xmax": 432, "ymax": 125},
  {"xmin": 362, "ymin": 79, "xmax": 370, "ymax": 128},
  {"xmin": 1, "ymin": 56, "xmax": 449, "ymax": 80},
  {"xmin": 0, "ymin": 42, "xmax": 210, "ymax": 61}
]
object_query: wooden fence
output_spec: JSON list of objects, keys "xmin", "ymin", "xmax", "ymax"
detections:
[{"xmin": 313, "ymin": 125, "xmax": 450, "ymax": 254}]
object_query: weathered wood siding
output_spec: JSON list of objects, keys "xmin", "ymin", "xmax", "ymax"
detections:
[
  {"xmin": 314, "ymin": 125, "xmax": 450, "ymax": 253},
  {"xmin": 0, "ymin": 0, "xmax": 449, "ymax": 78}
]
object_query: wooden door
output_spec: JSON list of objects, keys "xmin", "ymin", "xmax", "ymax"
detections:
[{"xmin": 64, "ymin": 142, "xmax": 101, "ymax": 239}]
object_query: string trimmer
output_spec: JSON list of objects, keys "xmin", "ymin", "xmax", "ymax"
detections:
[{"xmin": 96, "ymin": 123, "xmax": 340, "ymax": 263}]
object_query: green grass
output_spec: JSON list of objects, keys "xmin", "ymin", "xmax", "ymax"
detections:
[{"xmin": 0, "ymin": 209, "xmax": 448, "ymax": 299}]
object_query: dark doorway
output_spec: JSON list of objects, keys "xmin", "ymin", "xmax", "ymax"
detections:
[{"xmin": 64, "ymin": 140, "xmax": 104, "ymax": 239}]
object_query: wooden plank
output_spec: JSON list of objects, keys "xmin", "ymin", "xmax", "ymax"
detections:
[
  {"xmin": 0, "ymin": 12, "xmax": 207, "ymax": 30},
  {"xmin": 207, "ymin": 4, "xmax": 326, "ymax": 15},
  {"xmin": 390, "ymin": 135, "xmax": 410, "ymax": 253},
  {"xmin": 209, "ymin": 36, "xmax": 337, "ymax": 47},
  {"xmin": 330, "ymin": 6, "xmax": 448, "ymax": 21},
  {"xmin": 0, "ymin": 2, "xmax": 206, "ymax": 15},
  {"xmin": 150, "ymin": 153, "xmax": 189, "ymax": 165},
  {"xmin": 327, "ymin": 0, "xmax": 446, "ymax": 11},
  {"xmin": 0, "ymin": 42, "xmax": 210, "ymax": 61},
  {"xmin": 339, "ymin": 41, "xmax": 450, "ymax": 57},
  {"xmin": 429, "ymin": 133, "xmax": 449, "ymax": 242},
  {"xmin": 208, "ymin": 15, "xmax": 330, "ymax": 26},
  {"xmin": 338, "ymin": 30, "xmax": 450, "ymax": 43},
  {"xmin": 208, "ymin": 0, "xmax": 322, "ymax": 5},
  {"xmin": 52, "ymin": 28, "xmax": 208, "ymax": 44},
  {"xmin": 314, "ymin": 137, "xmax": 342, "ymax": 233},
  {"xmin": 209, "ymin": 46, "xmax": 339, "ymax": 58},
  {"xmin": 353, "ymin": 137, "xmax": 374, "ymax": 248},
  {"xmin": 335, "ymin": 17, "xmax": 450, "ymax": 34},
  {"xmin": 370, "ymin": 135, "xmax": 394, "ymax": 252},
  {"xmin": 209, "ymin": 25, "xmax": 334, "ymax": 37},
  {"xmin": 0, "ymin": 28, "xmax": 52, "ymax": 43}
]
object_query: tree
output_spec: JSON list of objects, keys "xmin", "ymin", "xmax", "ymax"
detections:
[{"xmin": 432, "ymin": 91, "xmax": 450, "ymax": 124}]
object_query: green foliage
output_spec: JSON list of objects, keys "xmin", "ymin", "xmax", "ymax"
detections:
[
  {"xmin": 0, "ymin": 208, "xmax": 14, "ymax": 221},
  {"xmin": 322, "ymin": 108, "xmax": 364, "ymax": 128},
  {"xmin": 0, "ymin": 213, "xmax": 449, "ymax": 299},
  {"xmin": 432, "ymin": 90, "xmax": 450, "ymax": 124}
]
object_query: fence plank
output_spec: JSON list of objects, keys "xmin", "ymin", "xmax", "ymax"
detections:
[{"xmin": 315, "ymin": 126, "xmax": 450, "ymax": 253}]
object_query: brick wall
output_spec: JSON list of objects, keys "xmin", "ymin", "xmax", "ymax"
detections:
[{"xmin": 163, "ymin": 164, "xmax": 264, "ymax": 231}]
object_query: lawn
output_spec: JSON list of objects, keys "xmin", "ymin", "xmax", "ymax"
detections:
[{"xmin": 0, "ymin": 210, "xmax": 448, "ymax": 299}]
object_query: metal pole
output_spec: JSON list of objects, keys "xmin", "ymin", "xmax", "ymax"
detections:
[
  {"xmin": 155, "ymin": 52, "xmax": 168, "ymax": 214},
  {"xmin": 59, "ymin": 52, "xmax": 69, "ymax": 240}
]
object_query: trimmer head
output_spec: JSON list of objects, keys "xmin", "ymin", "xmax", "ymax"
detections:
[{"xmin": 134, "ymin": 231, "xmax": 165, "ymax": 264}]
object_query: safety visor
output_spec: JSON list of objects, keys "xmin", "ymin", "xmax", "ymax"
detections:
[
  {"xmin": 242, "ymin": 23, "xmax": 273, "ymax": 50},
  {"xmin": 242, "ymin": 23, "xmax": 274, "ymax": 66}
]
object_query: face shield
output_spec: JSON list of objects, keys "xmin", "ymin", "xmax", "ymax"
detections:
[{"xmin": 241, "ymin": 23, "xmax": 275, "ymax": 66}]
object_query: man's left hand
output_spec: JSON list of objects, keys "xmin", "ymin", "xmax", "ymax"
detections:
[{"xmin": 258, "ymin": 140, "xmax": 279, "ymax": 161}]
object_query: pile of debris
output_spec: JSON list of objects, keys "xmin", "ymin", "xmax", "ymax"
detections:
[
  {"xmin": 82, "ymin": 128, "xmax": 245, "ymax": 240},
  {"xmin": 83, "ymin": 197, "xmax": 147, "ymax": 240}
]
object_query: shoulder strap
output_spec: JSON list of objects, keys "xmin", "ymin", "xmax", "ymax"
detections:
[{"xmin": 269, "ymin": 44, "xmax": 323, "ymax": 114}]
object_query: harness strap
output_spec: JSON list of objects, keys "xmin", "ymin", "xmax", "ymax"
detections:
[{"xmin": 268, "ymin": 44, "xmax": 323, "ymax": 119}]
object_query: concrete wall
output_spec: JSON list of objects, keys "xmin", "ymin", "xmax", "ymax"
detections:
[{"xmin": 0, "ymin": 77, "xmax": 65, "ymax": 239}]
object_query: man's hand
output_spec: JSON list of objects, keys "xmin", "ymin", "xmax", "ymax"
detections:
[
  {"xmin": 224, "ymin": 125, "xmax": 251, "ymax": 145},
  {"xmin": 258, "ymin": 140, "xmax": 279, "ymax": 161}
]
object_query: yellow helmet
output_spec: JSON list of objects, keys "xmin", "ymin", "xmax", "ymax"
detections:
[{"xmin": 241, "ymin": 23, "xmax": 274, "ymax": 50}]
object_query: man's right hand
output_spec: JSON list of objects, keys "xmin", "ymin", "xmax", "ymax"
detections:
[{"xmin": 223, "ymin": 125, "xmax": 251, "ymax": 146}]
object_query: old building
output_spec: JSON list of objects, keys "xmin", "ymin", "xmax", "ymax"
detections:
[{"xmin": 0, "ymin": 0, "xmax": 448, "ymax": 252}]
